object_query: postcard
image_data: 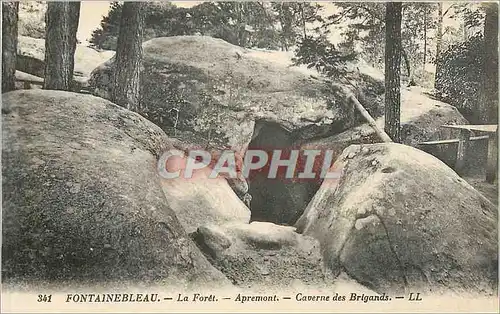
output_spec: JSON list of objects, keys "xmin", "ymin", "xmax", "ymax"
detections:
[{"xmin": 2, "ymin": 1, "xmax": 498, "ymax": 313}]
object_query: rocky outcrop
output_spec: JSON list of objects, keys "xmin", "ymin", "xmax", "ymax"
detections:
[
  {"xmin": 2, "ymin": 90, "xmax": 230, "ymax": 288},
  {"xmin": 193, "ymin": 222, "xmax": 330, "ymax": 290},
  {"xmin": 87, "ymin": 36, "xmax": 388, "ymax": 226},
  {"xmin": 246, "ymin": 50, "xmax": 386, "ymax": 122},
  {"xmin": 249, "ymin": 87, "xmax": 467, "ymax": 226},
  {"xmin": 260, "ymin": 88, "xmax": 470, "ymax": 226},
  {"xmin": 295, "ymin": 143, "xmax": 498, "ymax": 296},
  {"xmin": 159, "ymin": 151, "xmax": 251, "ymax": 234},
  {"xmin": 88, "ymin": 36, "xmax": 377, "ymax": 152}
]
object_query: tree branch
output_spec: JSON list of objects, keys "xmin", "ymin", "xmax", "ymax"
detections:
[
  {"xmin": 324, "ymin": 7, "xmax": 355, "ymax": 26},
  {"xmin": 442, "ymin": 3, "xmax": 457, "ymax": 18},
  {"xmin": 358, "ymin": 4, "xmax": 383, "ymax": 22}
]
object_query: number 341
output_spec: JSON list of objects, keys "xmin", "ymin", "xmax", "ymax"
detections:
[{"xmin": 37, "ymin": 294, "xmax": 52, "ymax": 302}]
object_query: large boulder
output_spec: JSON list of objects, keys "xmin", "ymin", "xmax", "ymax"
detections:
[
  {"xmin": 246, "ymin": 50, "xmax": 386, "ymax": 122},
  {"xmin": 158, "ymin": 149, "xmax": 251, "ymax": 234},
  {"xmin": 88, "ymin": 36, "xmax": 372, "ymax": 152},
  {"xmin": 248, "ymin": 87, "xmax": 468, "ymax": 226},
  {"xmin": 87, "ymin": 36, "xmax": 387, "ymax": 226},
  {"xmin": 2, "ymin": 90, "xmax": 230, "ymax": 289},
  {"xmin": 16, "ymin": 36, "xmax": 112, "ymax": 89},
  {"xmin": 192, "ymin": 222, "xmax": 330, "ymax": 290},
  {"xmin": 161, "ymin": 178, "xmax": 251, "ymax": 234},
  {"xmin": 295, "ymin": 143, "xmax": 498, "ymax": 296}
]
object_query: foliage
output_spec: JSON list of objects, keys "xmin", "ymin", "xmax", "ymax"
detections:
[
  {"xmin": 292, "ymin": 35, "xmax": 356, "ymax": 77},
  {"xmin": 87, "ymin": 1, "xmax": 491, "ymax": 97},
  {"xmin": 271, "ymin": 2, "xmax": 324, "ymax": 50},
  {"xmin": 199, "ymin": 1, "xmax": 280, "ymax": 48},
  {"xmin": 90, "ymin": 2, "xmax": 188, "ymax": 50},
  {"xmin": 89, "ymin": 1, "xmax": 326, "ymax": 51},
  {"xmin": 448, "ymin": 2, "xmax": 485, "ymax": 30},
  {"xmin": 403, "ymin": 4, "xmax": 435, "ymax": 60},
  {"xmin": 305, "ymin": 2, "xmax": 486, "ymax": 87},
  {"xmin": 319, "ymin": 2, "xmax": 436, "ymax": 85},
  {"xmin": 434, "ymin": 35, "xmax": 484, "ymax": 120},
  {"xmin": 323, "ymin": 2, "xmax": 385, "ymax": 66}
]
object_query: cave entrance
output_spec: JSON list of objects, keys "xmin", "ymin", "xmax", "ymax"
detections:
[{"xmin": 246, "ymin": 119, "xmax": 321, "ymax": 226}]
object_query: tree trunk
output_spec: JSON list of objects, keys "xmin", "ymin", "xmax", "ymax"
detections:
[
  {"xmin": 384, "ymin": 2, "xmax": 402, "ymax": 143},
  {"xmin": 434, "ymin": 2, "xmax": 443, "ymax": 89},
  {"xmin": 277, "ymin": 5, "xmax": 289, "ymax": 51},
  {"xmin": 43, "ymin": 2, "xmax": 81, "ymax": 91},
  {"xmin": 2, "ymin": 1, "xmax": 19, "ymax": 93},
  {"xmin": 436, "ymin": 3, "xmax": 443, "ymax": 59},
  {"xmin": 423, "ymin": 10, "xmax": 427, "ymax": 74},
  {"xmin": 112, "ymin": 2, "xmax": 145, "ymax": 112},
  {"xmin": 301, "ymin": 3, "xmax": 307, "ymax": 39},
  {"xmin": 478, "ymin": 3, "xmax": 498, "ymax": 123},
  {"xmin": 401, "ymin": 47, "xmax": 415, "ymax": 86}
]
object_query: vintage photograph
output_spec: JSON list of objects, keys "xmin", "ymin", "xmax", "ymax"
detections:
[{"xmin": 1, "ymin": 1, "xmax": 499, "ymax": 312}]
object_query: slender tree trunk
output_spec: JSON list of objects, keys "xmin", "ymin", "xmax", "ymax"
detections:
[
  {"xmin": 478, "ymin": 2, "xmax": 498, "ymax": 123},
  {"xmin": 113, "ymin": 2, "xmax": 145, "ymax": 111},
  {"xmin": 301, "ymin": 3, "xmax": 307, "ymax": 39},
  {"xmin": 2, "ymin": 2, "xmax": 19, "ymax": 93},
  {"xmin": 384, "ymin": 2, "xmax": 402, "ymax": 143},
  {"xmin": 235, "ymin": 2, "xmax": 246, "ymax": 47},
  {"xmin": 277, "ymin": 5, "xmax": 288, "ymax": 51},
  {"xmin": 423, "ymin": 10, "xmax": 427, "ymax": 74},
  {"xmin": 434, "ymin": 2, "xmax": 443, "ymax": 89},
  {"xmin": 401, "ymin": 47, "xmax": 414, "ymax": 86},
  {"xmin": 436, "ymin": 3, "xmax": 443, "ymax": 59},
  {"xmin": 43, "ymin": 2, "xmax": 80, "ymax": 91}
]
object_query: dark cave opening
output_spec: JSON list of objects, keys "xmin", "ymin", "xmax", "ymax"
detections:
[{"xmin": 246, "ymin": 119, "xmax": 324, "ymax": 226}]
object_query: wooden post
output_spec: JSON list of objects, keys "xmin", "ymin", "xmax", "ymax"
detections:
[
  {"xmin": 455, "ymin": 129, "xmax": 471, "ymax": 175},
  {"xmin": 486, "ymin": 127, "xmax": 498, "ymax": 183}
]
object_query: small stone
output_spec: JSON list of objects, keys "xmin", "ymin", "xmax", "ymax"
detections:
[
  {"xmin": 68, "ymin": 142, "xmax": 82, "ymax": 150},
  {"xmin": 259, "ymin": 267, "xmax": 270, "ymax": 276},
  {"xmin": 30, "ymin": 157, "xmax": 45, "ymax": 167},
  {"xmin": 69, "ymin": 183, "xmax": 81, "ymax": 194},
  {"xmin": 357, "ymin": 207, "xmax": 367, "ymax": 216}
]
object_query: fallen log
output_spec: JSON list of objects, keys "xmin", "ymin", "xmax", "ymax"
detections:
[{"xmin": 347, "ymin": 93, "xmax": 393, "ymax": 143}]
